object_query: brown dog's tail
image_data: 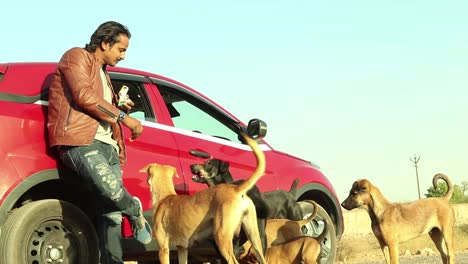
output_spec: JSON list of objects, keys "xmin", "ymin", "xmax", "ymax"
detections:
[
  {"xmin": 315, "ymin": 218, "xmax": 328, "ymax": 245},
  {"xmin": 235, "ymin": 133, "xmax": 266, "ymax": 196},
  {"xmin": 303, "ymin": 200, "xmax": 328, "ymax": 249},
  {"xmin": 295, "ymin": 200, "xmax": 319, "ymax": 227},
  {"xmin": 433, "ymin": 173, "xmax": 454, "ymax": 200}
]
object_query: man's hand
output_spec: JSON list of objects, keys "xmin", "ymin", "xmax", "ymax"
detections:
[
  {"xmin": 121, "ymin": 115, "xmax": 143, "ymax": 141},
  {"xmin": 119, "ymin": 99, "xmax": 135, "ymax": 112}
]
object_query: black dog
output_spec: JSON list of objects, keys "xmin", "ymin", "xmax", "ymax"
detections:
[
  {"xmin": 191, "ymin": 158, "xmax": 303, "ymax": 221},
  {"xmin": 191, "ymin": 159, "xmax": 269, "ymax": 259},
  {"xmin": 264, "ymin": 178, "xmax": 303, "ymax": 220}
]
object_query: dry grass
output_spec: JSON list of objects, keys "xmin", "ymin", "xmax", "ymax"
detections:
[{"xmin": 336, "ymin": 224, "xmax": 468, "ymax": 263}]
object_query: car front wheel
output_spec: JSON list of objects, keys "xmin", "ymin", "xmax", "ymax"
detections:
[
  {"xmin": 299, "ymin": 200, "xmax": 337, "ymax": 264},
  {"xmin": 0, "ymin": 199, "xmax": 99, "ymax": 264}
]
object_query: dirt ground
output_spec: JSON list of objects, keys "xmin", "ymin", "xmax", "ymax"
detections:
[
  {"xmin": 335, "ymin": 224, "xmax": 468, "ymax": 263},
  {"xmin": 125, "ymin": 226, "xmax": 468, "ymax": 264}
]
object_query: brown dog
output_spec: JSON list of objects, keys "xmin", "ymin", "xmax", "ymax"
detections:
[
  {"xmin": 141, "ymin": 134, "xmax": 266, "ymax": 264},
  {"xmin": 241, "ymin": 236, "xmax": 322, "ymax": 264},
  {"xmin": 266, "ymin": 236, "xmax": 322, "ymax": 264},
  {"xmin": 341, "ymin": 173, "xmax": 455, "ymax": 264},
  {"xmin": 264, "ymin": 200, "xmax": 319, "ymax": 247},
  {"xmin": 240, "ymin": 200, "xmax": 321, "ymax": 262},
  {"xmin": 191, "ymin": 158, "xmax": 303, "ymax": 221}
]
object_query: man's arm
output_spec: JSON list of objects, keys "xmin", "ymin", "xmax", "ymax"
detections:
[{"xmin": 59, "ymin": 48, "xmax": 120, "ymax": 123}]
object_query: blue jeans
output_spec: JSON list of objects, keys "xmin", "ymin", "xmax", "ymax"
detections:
[{"xmin": 59, "ymin": 140, "xmax": 140, "ymax": 264}]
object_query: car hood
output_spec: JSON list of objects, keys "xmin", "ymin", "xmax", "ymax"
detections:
[{"xmin": 270, "ymin": 149, "xmax": 321, "ymax": 170}]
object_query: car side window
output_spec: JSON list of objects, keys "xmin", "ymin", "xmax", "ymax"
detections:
[
  {"xmin": 157, "ymin": 84, "xmax": 241, "ymax": 143},
  {"xmin": 110, "ymin": 80, "xmax": 155, "ymax": 122}
]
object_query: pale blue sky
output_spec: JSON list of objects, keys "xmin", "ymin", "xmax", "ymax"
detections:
[{"xmin": 2, "ymin": 1, "xmax": 467, "ymax": 202}]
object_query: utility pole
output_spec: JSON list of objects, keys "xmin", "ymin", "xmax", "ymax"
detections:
[{"xmin": 410, "ymin": 154, "xmax": 421, "ymax": 199}]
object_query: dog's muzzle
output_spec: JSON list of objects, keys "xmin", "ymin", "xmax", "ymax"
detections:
[{"xmin": 190, "ymin": 164, "xmax": 207, "ymax": 183}]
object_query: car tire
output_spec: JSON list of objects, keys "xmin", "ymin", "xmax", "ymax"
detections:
[
  {"xmin": 299, "ymin": 200, "xmax": 337, "ymax": 264},
  {"xmin": 0, "ymin": 199, "xmax": 99, "ymax": 264}
]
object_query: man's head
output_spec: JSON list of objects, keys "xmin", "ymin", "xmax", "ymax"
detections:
[{"xmin": 86, "ymin": 21, "xmax": 131, "ymax": 67}]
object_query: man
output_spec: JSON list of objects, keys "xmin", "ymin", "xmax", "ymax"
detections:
[{"xmin": 47, "ymin": 21, "xmax": 151, "ymax": 264}]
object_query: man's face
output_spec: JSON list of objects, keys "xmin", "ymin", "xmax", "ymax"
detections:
[{"xmin": 102, "ymin": 33, "xmax": 129, "ymax": 66}]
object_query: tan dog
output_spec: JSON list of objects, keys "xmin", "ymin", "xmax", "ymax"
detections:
[
  {"xmin": 266, "ymin": 236, "xmax": 322, "ymax": 264},
  {"xmin": 240, "ymin": 236, "xmax": 322, "ymax": 264},
  {"xmin": 240, "ymin": 200, "xmax": 322, "ymax": 262},
  {"xmin": 341, "ymin": 173, "xmax": 455, "ymax": 264},
  {"xmin": 265, "ymin": 200, "xmax": 319, "ymax": 246},
  {"xmin": 140, "ymin": 134, "xmax": 266, "ymax": 264}
]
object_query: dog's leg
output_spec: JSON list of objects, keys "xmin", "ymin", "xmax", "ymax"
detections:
[
  {"xmin": 373, "ymin": 230, "xmax": 391, "ymax": 264},
  {"xmin": 241, "ymin": 211, "xmax": 266, "ymax": 264},
  {"xmin": 176, "ymin": 246, "xmax": 189, "ymax": 264},
  {"xmin": 444, "ymin": 234, "xmax": 455, "ymax": 264},
  {"xmin": 429, "ymin": 228, "xmax": 453, "ymax": 264},
  {"xmin": 214, "ymin": 234, "xmax": 238, "ymax": 264},
  {"xmin": 158, "ymin": 245, "xmax": 171, "ymax": 264},
  {"xmin": 374, "ymin": 224, "xmax": 398, "ymax": 264},
  {"xmin": 213, "ymin": 215, "xmax": 239, "ymax": 264},
  {"xmin": 301, "ymin": 239, "xmax": 321, "ymax": 264},
  {"xmin": 379, "ymin": 243, "xmax": 391, "ymax": 264},
  {"xmin": 156, "ymin": 232, "xmax": 171, "ymax": 264},
  {"xmin": 443, "ymin": 219, "xmax": 455, "ymax": 264},
  {"xmin": 387, "ymin": 243, "xmax": 399, "ymax": 264},
  {"xmin": 256, "ymin": 218, "xmax": 267, "ymax": 256}
]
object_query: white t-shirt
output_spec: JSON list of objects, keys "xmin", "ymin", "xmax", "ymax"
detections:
[{"xmin": 95, "ymin": 68, "xmax": 119, "ymax": 152}]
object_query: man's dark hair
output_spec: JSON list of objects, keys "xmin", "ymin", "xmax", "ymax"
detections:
[{"xmin": 85, "ymin": 21, "xmax": 131, "ymax": 52}]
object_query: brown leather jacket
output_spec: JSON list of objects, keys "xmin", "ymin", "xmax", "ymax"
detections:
[{"xmin": 47, "ymin": 47, "xmax": 126, "ymax": 164}]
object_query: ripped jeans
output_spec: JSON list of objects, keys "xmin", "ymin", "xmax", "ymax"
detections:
[{"xmin": 59, "ymin": 140, "xmax": 140, "ymax": 264}]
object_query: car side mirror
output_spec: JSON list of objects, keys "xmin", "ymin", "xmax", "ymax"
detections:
[{"xmin": 246, "ymin": 118, "xmax": 267, "ymax": 140}]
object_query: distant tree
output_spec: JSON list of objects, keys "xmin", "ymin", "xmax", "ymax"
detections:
[
  {"xmin": 451, "ymin": 185, "xmax": 466, "ymax": 203},
  {"xmin": 461, "ymin": 181, "xmax": 468, "ymax": 196},
  {"xmin": 426, "ymin": 182, "xmax": 447, "ymax": 198},
  {"xmin": 425, "ymin": 182, "xmax": 466, "ymax": 203}
]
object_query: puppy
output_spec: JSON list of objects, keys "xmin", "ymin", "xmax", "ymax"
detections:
[
  {"xmin": 141, "ymin": 134, "xmax": 266, "ymax": 264},
  {"xmin": 268, "ymin": 236, "xmax": 322, "ymax": 264},
  {"xmin": 191, "ymin": 158, "xmax": 302, "ymax": 220},
  {"xmin": 240, "ymin": 236, "xmax": 322, "ymax": 264},
  {"xmin": 241, "ymin": 205, "xmax": 327, "ymax": 264},
  {"xmin": 264, "ymin": 200, "xmax": 319, "ymax": 246},
  {"xmin": 239, "ymin": 200, "xmax": 319, "ymax": 260},
  {"xmin": 341, "ymin": 173, "xmax": 455, "ymax": 264}
]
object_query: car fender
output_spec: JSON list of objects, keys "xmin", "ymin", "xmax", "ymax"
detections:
[
  {"xmin": 297, "ymin": 182, "xmax": 344, "ymax": 239},
  {"xmin": 0, "ymin": 169, "xmax": 73, "ymax": 226}
]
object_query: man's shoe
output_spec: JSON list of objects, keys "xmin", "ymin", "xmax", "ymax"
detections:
[{"xmin": 129, "ymin": 197, "xmax": 152, "ymax": 244}]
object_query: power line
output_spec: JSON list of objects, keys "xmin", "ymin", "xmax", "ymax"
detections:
[{"xmin": 410, "ymin": 154, "xmax": 421, "ymax": 199}]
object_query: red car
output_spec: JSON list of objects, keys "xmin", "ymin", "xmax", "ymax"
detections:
[{"xmin": 0, "ymin": 62, "xmax": 343, "ymax": 263}]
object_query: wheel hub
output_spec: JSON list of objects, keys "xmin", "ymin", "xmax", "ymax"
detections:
[
  {"xmin": 47, "ymin": 245, "xmax": 63, "ymax": 261},
  {"xmin": 28, "ymin": 221, "xmax": 76, "ymax": 264}
]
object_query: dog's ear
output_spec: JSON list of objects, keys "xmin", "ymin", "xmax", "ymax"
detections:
[
  {"xmin": 139, "ymin": 164, "xmax": 152, "ymax": 173},
  {"xmin": 352, "ymin": 181, "xmax": 359, "ymax": 189},
  {"xmin": 219, "ymin": 161, "xmax": 230, "ymax": 173},
  {"xmin": 356, "ymin": 179, "xmax": 372, "ymax": 193},
  {"xmin": 172, "ymin": 167, "xmax": 180, "ymax": 178},
  {"xmin": 351, "ymin": 180, "xmax": 368, "ymax": 193}
]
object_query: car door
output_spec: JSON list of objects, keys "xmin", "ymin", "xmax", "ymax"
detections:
[
  {"xmin": 109, "ymin": 73, "xmax": 186, "ymax": 205},
  {"xmin": 149, "ymin": 78, "xmax": 277, "ymax": 194}
]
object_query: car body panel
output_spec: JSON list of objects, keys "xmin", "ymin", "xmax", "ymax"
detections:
[{"xmin": 0, "ymin": 62, "xmax": 344, "ymax": 258}]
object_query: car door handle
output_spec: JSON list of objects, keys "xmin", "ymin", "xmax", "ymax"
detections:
[{"xmin": 189, "ymin": 150, "xmax": 211, "ymax": 159}]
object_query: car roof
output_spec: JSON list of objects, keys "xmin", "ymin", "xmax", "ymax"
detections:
[{"xmin": 0, "ymin": 62, "xmax": 192, "ymax": 96}]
